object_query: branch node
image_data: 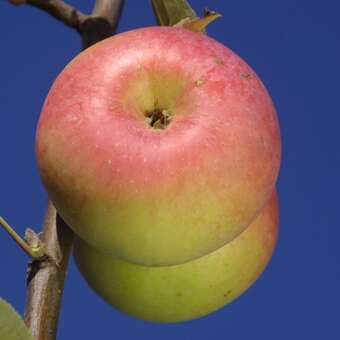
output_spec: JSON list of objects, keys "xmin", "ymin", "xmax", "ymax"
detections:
[
  {"xmin": 0, "ymin": 216, "xmax": 45, "ymax": 259},
  {"xmin": 7, "ymin": 2, "xmax": 125, "ymax": 339},
  {"xmin": 25, "ymin": 228, "xmax": 46, "ymax": 259}
]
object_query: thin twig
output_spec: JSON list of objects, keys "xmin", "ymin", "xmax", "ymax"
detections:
[
  {"xmin": 12, "ymin": 0, "xmax": 89, "ymax": 30},
  {"xmin": 8, "ymin": 0, "xmax": 124, "ymax": 47},
  {"xmin": 0, "ymin": 216, "xmax": 44, "ymax": 259},
  {"xmin": 12, "ymin": 1, "xmax": 125, "ymax": 340}
]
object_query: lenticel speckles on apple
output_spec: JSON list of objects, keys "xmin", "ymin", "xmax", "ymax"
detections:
[{"xmin": 36, "ymin": 26, "xmax": 281, "ymax": 266}]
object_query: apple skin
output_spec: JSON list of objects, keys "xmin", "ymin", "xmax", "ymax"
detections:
[
  {"xmin": 36, "ymin": 27, "xmax": 281, "ymax": 266},
  {"xmin": 74, "ymin": 191, "xmax": 279, "ymax": 323}
]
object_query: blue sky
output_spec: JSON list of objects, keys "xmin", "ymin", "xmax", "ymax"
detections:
[{"xmin": 0, "ymin": 1, "xmax": 339, "ymax": 339}]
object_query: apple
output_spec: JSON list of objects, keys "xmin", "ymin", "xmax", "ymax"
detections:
[
  {"xmin": 74, "ymin": 191, "xmax": 279, "ymax": 323},
  {"xmin": 36, "ymin": 27, "xmax": 281, "ymax": 266}
]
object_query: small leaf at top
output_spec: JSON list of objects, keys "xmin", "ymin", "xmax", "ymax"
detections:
[
  {"xmin": 151, "ymin": 0, "xmax": 197, "ymax": 26},
  {"xmin": 0, "ymin": 298, "xmax": 34, "ymax": 340},
  {"xmin": 174, "ymin": 9, "xmax": 221, "ymax": 32}
]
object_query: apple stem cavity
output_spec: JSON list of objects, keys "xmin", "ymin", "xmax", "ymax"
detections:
[{"xmin": 144, "ymin": 108, "xmax": 172, "ymax": 129}]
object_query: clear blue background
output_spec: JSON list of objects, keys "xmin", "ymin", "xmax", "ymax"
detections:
[{"xmin": 1, "ymin": 0, "xmax": 339, "ymax": 339}]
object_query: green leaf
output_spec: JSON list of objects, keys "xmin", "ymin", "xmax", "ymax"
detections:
[
  {"xmin": 0, "ymin": 298, "xmax": 33, "ymax": 340},
  {"xmin": 151, "ymin": 0, "xmax": 197, "ymax": 26}
]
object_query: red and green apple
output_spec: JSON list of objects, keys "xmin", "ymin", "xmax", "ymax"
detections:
[
  {"xmin": 36, "ymin": 27, "xmax": 281, "ymax": 266},
  {"xmin": 74, "ymin": 191, "xmax": 279, "ymax": 322}
]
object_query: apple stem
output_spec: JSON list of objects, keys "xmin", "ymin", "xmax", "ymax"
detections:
[{"xmin": 145, "ymin": 108, "xmax": 172, "ymax": 129}]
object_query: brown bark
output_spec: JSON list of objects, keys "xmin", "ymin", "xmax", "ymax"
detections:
[
  {"xmin": 24, "ymin": 204, "xmax": 73, "ymax": 340},
  {"xmin": 11, "ymin": 1, "xmax": 125, "ymax": 339}
]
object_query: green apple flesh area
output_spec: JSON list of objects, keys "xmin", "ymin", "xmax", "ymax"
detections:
[
  {"xmin": 36, "ymin": 27, "xmax": 281, "ymax": 266},
  {"xmin": 74, "ymin": 192, "xmax": 279, "ymax": 323}
]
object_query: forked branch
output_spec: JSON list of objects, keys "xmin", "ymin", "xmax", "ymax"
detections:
[
  {"xmin": 10, "ymin": 0, "xmax": 88, "ymax": 30},
  {"xmin": 6, "ymin": 1, "xmax": 125, "ymax": 340},
  {"xmin": 8, "ymin": 0, "xmax": 125, "ymax": 47}
]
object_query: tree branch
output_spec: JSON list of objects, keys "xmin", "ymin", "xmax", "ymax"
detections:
[
  {"xmin": 81, "ymin": 0, "xmax": 124, "ymax": 48},
  {"xmin": 9, "ymin": 0, "xmax": 125, "ymax": 44},
  {"xmin": 92, "ymin": 0, "xmax": 124, "ymax": 28},
  {"xmin": 12, "ymin": 0, "xmax": 89, "ymax": 30},
  {"xmin": 24, "ymin": 203, "xmax": 73, "ymax": 340},
  {"xmin": 15, "ymin": 1, "xmax": 125, "ymax": 339}
]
